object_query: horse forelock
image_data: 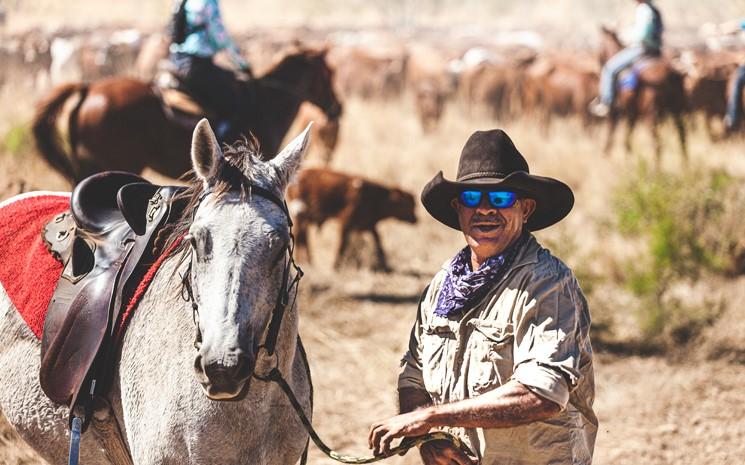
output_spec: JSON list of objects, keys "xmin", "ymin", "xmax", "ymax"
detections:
[{"xmin": 157, "ymin": 136, "xmax": 284, "ymax": 261}]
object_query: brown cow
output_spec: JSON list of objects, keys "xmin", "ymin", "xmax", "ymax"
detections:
[
  {"xmin": 517, "ymin": 52, "xmax": 599, "ymax": 130},
  {"xmin": 460, "ymin": 61, "xmax": 524, "ymax": 119},
  {"xmin": 287, "ymin": 168, "xmax": 417, "ymax": 271},
  {"xmin": 679, "ymin": 49, "xmax": 739, "ymax": 138},
  {"xmin": 685, "ymin": 74, "xmax": 728, "ymax": 138},
  {"xmin": 414, "ymin": 79, "xmax": 448, "ymax": 133},
  {"xmin": 327, "ymin": 45, "xmax": 407, "ymax": 99}
]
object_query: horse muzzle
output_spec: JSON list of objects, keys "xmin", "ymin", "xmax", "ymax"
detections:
[{"xmin": 194, "ymin": 349, "xmax": 255, "ymax": 400}]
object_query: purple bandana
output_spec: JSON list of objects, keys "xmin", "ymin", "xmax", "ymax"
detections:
[{"xmin": 434, "ymin": 234, "xmax": 527, "ymax": 318}]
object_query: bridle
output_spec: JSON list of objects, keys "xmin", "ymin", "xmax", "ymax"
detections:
[
  {"xmin": 180, "ymin": 184, "xmax": 466, "ymax": 464},
  {"xmin": 181, "ymin": 183, "xmax": 303, "ymax": 359}
]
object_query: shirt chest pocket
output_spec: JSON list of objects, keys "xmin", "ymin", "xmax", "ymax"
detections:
[
  {"xmin": 421, "ymin": 323, "xmax": 455, "ymax": 399},
  {"xmin": 466, "ymin": 319, "xmax": 514, "ymax": 396}
]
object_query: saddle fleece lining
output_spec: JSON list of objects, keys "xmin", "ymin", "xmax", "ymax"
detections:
[{"xmin": 0, "ymin": 193, "xmax": 69, "ymax": 338}]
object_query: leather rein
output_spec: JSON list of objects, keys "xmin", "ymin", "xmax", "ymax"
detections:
[{"xmin": 180, "ymin": 184, "xmax": 465, "ymax": 464}]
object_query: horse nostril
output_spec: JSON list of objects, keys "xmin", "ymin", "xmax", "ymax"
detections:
[
  {"xmin": 234, "ymin": 352, "xmax": 254, "ymax": 379},
  {"xmin": 200, "ymin": 349, "xmax": 254, "ymax": 385}
]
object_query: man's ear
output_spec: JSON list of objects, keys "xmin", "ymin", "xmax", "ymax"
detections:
[{"xmin": 520, "ymin": 198, "xmax": 537, "ymax": 222}]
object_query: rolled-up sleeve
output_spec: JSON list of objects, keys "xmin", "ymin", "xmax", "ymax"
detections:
[
  {"xmin": 397, "ymin": 286, "xmax": 429, "ymax": 392},
  {"xmin": 510, "ymin": 267, "xmax": 588, "ymax": 410}
]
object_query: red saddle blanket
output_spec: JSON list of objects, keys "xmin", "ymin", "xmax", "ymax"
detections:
[
  {"xmin": 0, "ymin": 191, "xmax": 183, "ymax": 341},
  {"xmin": 0, "ymin": 192, "xmax": 69, "ymax": 338}
]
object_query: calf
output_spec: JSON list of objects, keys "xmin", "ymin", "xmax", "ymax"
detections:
[{"xmin": 287, "ymin": 168, "xmax": 417, "ymax": 271}]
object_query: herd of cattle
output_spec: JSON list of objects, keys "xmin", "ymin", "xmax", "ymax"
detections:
[
  {"xmin": 1, "ymin": 26, "xmax": 744, "ymax": 268},
  {"xmin": 3, "ymin": 27, "xmax": 744, "ymax": 137}
]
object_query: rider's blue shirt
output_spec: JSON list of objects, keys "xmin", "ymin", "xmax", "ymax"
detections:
[
  {"xmin": 169, "ymin": 0, "xmax": 248, "ymax": 68},
  {"xmin": 623, "ymin": 1, "xmax": 663, "ymax": 50}
]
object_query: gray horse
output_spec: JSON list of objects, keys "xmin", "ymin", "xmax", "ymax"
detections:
[{"xmin": 0, "ymin": 119, "xmax": 313, "ymax": 465}]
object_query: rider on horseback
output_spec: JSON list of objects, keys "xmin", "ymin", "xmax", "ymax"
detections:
[
  {"xmin": 589, "ymin": 0, "xmax": 663, "ymax": 117},
  {"xmin": 722, "ymin": 19, "xmax": 745, "ymax": 132},
  {"xmin": 168, "ymin": 0, "xmax": 252, "ymax": 142}
]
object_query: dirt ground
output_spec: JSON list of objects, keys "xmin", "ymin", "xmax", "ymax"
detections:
[{"xmin": 3, "ymin": 270, "xmax": 745, "ymax": 465}]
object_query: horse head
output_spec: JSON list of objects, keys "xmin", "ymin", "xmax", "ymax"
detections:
[
  {"xmin": 598, "ymin": 25, "xmax": 624, "ymax": 66},
  {"xmin": 263, "ymin": 47, "xmax": 343, "ymax": 121},
  {"xmin": 185, "ymin": 119, "xmax": 310, "ymax": 400}
]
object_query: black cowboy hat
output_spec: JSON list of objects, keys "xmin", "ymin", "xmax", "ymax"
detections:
[{"xmin": 421, "ymin": 129, "xmax": 574, "ymax": 231}]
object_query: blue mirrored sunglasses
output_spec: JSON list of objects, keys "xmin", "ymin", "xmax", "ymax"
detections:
[{"xmin": 458, "ymin": 190, "xmax": 517, "ymax": 209}]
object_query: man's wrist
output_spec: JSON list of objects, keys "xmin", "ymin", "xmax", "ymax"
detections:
[{"xmin": 418, "ymin": 404, "xmax": 441, "ymax": 427}]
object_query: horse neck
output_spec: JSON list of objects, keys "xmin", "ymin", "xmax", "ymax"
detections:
[
  {"xmin": 600, "ymin": 31, "xmax": 624, "ymax": 64},
  {"xmin": 250, "ymin": 65, "xmax": 309, "ymax": 155}
]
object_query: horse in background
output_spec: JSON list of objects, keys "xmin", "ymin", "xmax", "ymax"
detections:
[
  {"xmin": 598, "ymin": 26, "xmax": 687, "ymax": 166},
  {"xmin": 294, "ymin": 102, "xmax": 340, "ymax": 166},
  {"xmin": 0, "ymin": 121, "xmax": 313, "ymax": 465},
  {"xmin": 32, "ymin": 47, "xmax": 341, "ymax": 184}
]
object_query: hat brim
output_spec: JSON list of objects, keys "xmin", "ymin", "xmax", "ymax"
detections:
[{"xmin": 421, "ymin": 171, "xmax": 574, "ymax": 231}]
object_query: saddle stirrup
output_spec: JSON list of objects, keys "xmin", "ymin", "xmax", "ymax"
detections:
[{"xmin": 68, "ymin": 416, "xmax": 82, "ymax": 465}]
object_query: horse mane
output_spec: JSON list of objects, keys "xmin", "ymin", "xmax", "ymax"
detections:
[
  {"xmin": 600, "ymin": 26, "xmax": 624, "ymax": 50},
  {"xmin": 155, "ymin": 135, "xmax": 275, "ymax": 260}
]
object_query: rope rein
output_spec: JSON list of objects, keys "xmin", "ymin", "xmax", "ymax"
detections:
[{"xmin": 253, "ymin": 364, "xmax": 464, "ymax": 464}]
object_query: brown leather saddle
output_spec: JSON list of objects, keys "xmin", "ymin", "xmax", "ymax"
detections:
[{"xmin": 40, "ymin": 171, "xmax": 186, "ymax": 426}]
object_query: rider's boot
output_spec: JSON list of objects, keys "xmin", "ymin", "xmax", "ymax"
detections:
[{"xmin": 588, "ymin": 97, "xmax": 611, "ymax": 118}]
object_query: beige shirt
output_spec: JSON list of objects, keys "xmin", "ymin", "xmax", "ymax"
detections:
[{"xmin": 398, "ymin": 236, "xmax": 597, "ymax": 465}]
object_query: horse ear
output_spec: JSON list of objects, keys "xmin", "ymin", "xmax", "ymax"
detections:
[
  {"xmin": 191, "ymin": 119, "xmax": 224, "ymax": 185},
  {"xmin": 271, "ymin": 123, "xmax": 312, "ymax": 187}
]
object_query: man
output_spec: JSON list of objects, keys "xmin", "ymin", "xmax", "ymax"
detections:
[
  {"xmin": 169, "ymin": 0, "xmax": 252, "ymax": 141},
  {"xmin": 368, "ymin": 130, "xmax": 597, "ymax": 465},
  {"xmin": 589, "ymin": 0, "xmax": 663, "ymax": 117},
  {"xmin": 722, "ymin": 19, "xmax": 745, "ymax": 132}
]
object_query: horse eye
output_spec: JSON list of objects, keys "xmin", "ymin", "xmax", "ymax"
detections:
[{"xmin": 202, "ymin": 234, "xmax": 213, "ymax": 257}]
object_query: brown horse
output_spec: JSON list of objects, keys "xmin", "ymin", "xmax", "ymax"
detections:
[
  {"xmin": 598, "ymin": 27, "xmax": 687, "ymax": 165},
  {"xmin": 33, "ymin": 48, "xmax": 342, "ymax": 183}
]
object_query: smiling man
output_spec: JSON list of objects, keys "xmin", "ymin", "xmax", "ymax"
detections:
[{"xmin": 369, "ymin": 130, "xmax": 597, "ymax": 465}]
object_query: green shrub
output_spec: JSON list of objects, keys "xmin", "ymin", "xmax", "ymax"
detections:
[
  {"xmin": 1, "ymin": 123, "xmax": 33, "ymax": 158},
  {"xmin": 613, "ymin": 162, "xmax": 739, "ymax": 344}
]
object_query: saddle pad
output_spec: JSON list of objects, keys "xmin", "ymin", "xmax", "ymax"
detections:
[
  {"xmin": 619, "ymin": 57, "xmax": 658, "ymax": 92},
  {"xmin": 619, "ymin": 69, "xmax": 639, "ymax": 91},
  {"xmin": 0, "ymin": 192, "xmax": 70, "ymax": 338}
]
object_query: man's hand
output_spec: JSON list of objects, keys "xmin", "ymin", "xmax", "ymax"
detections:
[
  {"xmin": 368, "ymin": 408, "xmax": 433, "ymax": 456},
  {"xmin": 420, "ymin": 439, "xmax": 478, "ymax": 465}
]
